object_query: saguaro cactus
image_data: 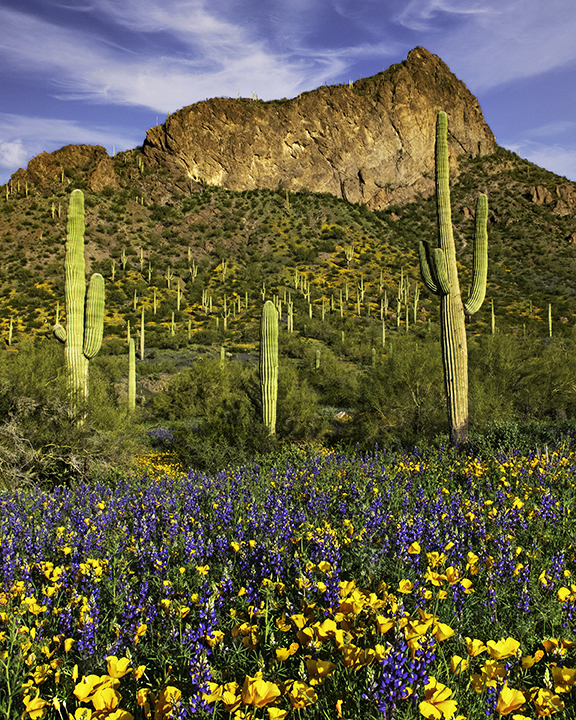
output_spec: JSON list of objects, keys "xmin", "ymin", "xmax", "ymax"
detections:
[
  {"xmin": 419, "ymin": 111, "xmax": 488, "ymax": 445},
  {"xmin": 53, "ymin": 189, "xmax": 105, "ymax": 407},
  {"xmin": 128, "ymin": 337, "xmax": 136, "ymax": 412},
  {"xmin": 259, "ymin": 300, "xmax": 278, "ymax": 435}
]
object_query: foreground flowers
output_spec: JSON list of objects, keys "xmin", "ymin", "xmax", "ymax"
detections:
[{"xmin": 2, "ymin": 443, "xmax": 576, "ymax": 718}]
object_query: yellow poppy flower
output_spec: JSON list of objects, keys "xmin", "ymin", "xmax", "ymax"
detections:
[
  {"xmin": 496, "ymin": 683, "xmax": 526, "ymax": 715},
  {"xmin": 285, "ymin": 680, "xmax": 317, "ymax": 709},
  {"xmin": 450, "ymin": 655, "xmax": 469, "ymax": 674},
  {"xmin": 154, "ymin": 686, "xmax": 182, "ymax": 718},
  {"xmin": 21, "ymin": 691, "xmax": 49, "ymax": 720},
  {"xmin": 550, "ymin": 666, "xmax": 576, "ymax": 693},
  {"xmin": 397, "ymin": 579, "xmax": 413, "ymax": 594},
  {"xmin": 487, "ymin": 638, "xmax": 521, "ymax": 660},
  {"xmin": 267, "ymin": 709, "xmax": 288, "ymax": 720},
  {"xmin": 530, "ymin": 687, "xmax": 564, "ymax": 715},
  {"xmin": 74, "ymin": 709, "xmax": 92, "ymax": 720},
  {"xmin": 465, "ymin": 637, "xmax": 487, "ymax": 657},
  {"xmin": 91, "ymin": 687, "xmax": 121, "ymax": 712},
  {"xmin": 419, "ymin": 677, "xmax": 458, "ymax": 719},
  {"xmin": 105, "ymin": 710, "xmax": 133, "ymax": 720},
  {"xmin": 241, "ymin": 672, "xmax": 281, "ymax": 708},
  {"xmin": 106, "ymin": 656, "xmax": 132, "ymax": 679},
  {"xmin": 306, "ymin": 658, "xmax": 336, "ymax": 685},
  {"xmin": 521, "ymin": 650, "xmax": 543, "ymax": 669},
  {"xmin": 315, "ymin": 618, "xmax": 337, "ymax": 640}
]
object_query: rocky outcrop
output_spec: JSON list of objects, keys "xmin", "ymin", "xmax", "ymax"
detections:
[
  {"xmin": 11, "ymin": 144, "xmax": 120, "ymax": 194},
  {"xmin": 142, "ymin": 47, "xmax": 496, "ymax": 208},
  {"xmin": 529, "ymin": 183, "xmax": 576, "ymax": 217}
]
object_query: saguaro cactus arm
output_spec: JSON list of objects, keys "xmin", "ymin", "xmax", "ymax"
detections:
[
  {"xmin": 464, "ymin": 193, "xmax": 488, "ymax": 315},
  {"xmin": 419, "ymin": 242, "xmax": 450, "ymax": 296},
  {"xmin": 83, "ymin": 273, "xmax": 105, "ymax": 359},
  {"xmin": 53, "ymin": 324, "xmax": 66, "ymax": 343}
]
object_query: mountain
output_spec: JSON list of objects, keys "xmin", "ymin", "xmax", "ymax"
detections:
[
  {"xmin": 141, "ymin": 47, "xmax": 495, "ymax": 208},
  {"xmin": 1, "ymin": 47, "xmax": 576, "ymax": 348},
  {"xmin": 10, "ymin": 47, "xmax": 495, "ymax": 208}
]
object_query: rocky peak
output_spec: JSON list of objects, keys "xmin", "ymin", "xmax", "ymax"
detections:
[
  {"xmin": 142, "ymin": 47, "xmax": 496, "ymax": 208},
  {"xmin": 11, "ymin": 144, "xmax": 120, "ymax": 194},
  {"xmin": 10, "ymin": 48, "xmax": 496, "ymax": 208}
]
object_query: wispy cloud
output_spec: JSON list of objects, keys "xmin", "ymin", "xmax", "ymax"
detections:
[
  {"xmin": 394, "ymin": 0, "xmax": 576, "ymax": 91},
  {"xmin": 505, "ymin": 138, "xmax": 576, "ymax": 183},
  {"xmin": 522, "ymin": 121, "xmax": 576, "ymax": 140},
  {"xmin": 0, "ymin": 2, "xmax": 376, "ymax": 114}
]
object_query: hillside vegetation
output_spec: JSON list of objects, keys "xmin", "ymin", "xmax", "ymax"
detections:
[{"xmin": 0, "ymin": 146, "xmax": 576, "ymax": 485}]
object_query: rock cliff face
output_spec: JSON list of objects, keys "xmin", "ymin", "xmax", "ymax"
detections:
[{"xmin": 142, "ymin": 47, "xmax": 496, "ymax": 208}]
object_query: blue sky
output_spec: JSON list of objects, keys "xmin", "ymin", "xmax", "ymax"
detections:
[{"xmin": 1, "ymin": 0, "xmax": 576, "ymax": 185}]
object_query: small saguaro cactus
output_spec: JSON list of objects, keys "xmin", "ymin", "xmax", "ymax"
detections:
[
  {"xmin": 53, "ymin": 189, "xmax": 105, "ymax": 407},
  {"xmin": 259, "ymin": 300, "xmax": 278, "ymax": 435},
  {"xmin": 419, "ymin": 111, "xmax": 488, "ymax": 445},
  {"xmin": 128, "ymin": 337, "xmax": 136, "ymax": 412}
]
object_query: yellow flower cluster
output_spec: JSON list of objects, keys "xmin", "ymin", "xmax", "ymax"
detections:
[{"xmin": 207, "ymin": 578, "xmax": 457, "ymax": 718}]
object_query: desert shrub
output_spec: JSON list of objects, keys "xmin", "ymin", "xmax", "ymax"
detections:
[
  {"xmin": 349, "ymin": 337, "xmax": 445, "ymax": 445},
  {"xmin": 0, "ymin": 340, "xmax": 144, "ymax": 491}
]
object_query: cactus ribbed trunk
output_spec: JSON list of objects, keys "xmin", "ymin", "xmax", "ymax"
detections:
[
  {"xmin": 259, "ymin": 300, "xmax": 278, "ymax": 435},
  {"xmin": 53, "ymin": 189, "xmax": 105, "ymax": 416},
  {"xmin": 128, "ymin": 338, "xmax": 136, "ymax": 412},
  {"xmin": 65, "ymin": 190, "xmax": 89, "ymax": 403},
  {"xmin": 436, "ymin": 114, "xmax": 469, "ymax": 445},
  {"xmin": 419, "ymin": 112, "xmax": 488, "ymax": 446}
]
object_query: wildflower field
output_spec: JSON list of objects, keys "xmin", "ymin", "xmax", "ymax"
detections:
[{"xmin": 2, "ymin": 443, "xmax": 576, "ymax": 720}]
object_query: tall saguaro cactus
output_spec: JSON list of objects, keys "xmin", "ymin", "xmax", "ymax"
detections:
[
  {"xmin": 53, "ymin": 189, "xmax": 105, "ymax": 408},
  {"xmin": 259, "ymin": 300, "xmax": 278, "ymax": 435},
  {"xmin": 419, "ymin": 111, "xmax": 488, "ymax": 445}
]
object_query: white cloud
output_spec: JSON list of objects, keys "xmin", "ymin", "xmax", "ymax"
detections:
[
  {"xmin": 395, "ymin": 0, "xmax": 492, "ymax": 32},
  {"xmin": 0, "ymin": 140, "xmax": 28, "ymax": 170},
  {"xmin": 0, "ymin": 4, "xmax": 353, "ymax": 113},
  {"xmin": 0, "ymin": 2, "xmax": 402, "ymax": 117},
  {"xmin": 504, "ymin": 139, "xmax": 576, "ymax": 182}
]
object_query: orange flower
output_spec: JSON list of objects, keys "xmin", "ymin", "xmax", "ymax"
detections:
[
  {"xmin": 419, "ymin": 677, "xmax": 458, "ymax": 719},
  {"xmin": 241, "ymin": 672, "xmax": 281, "ymax": 708},
  {"xmin": 496, "ymin": 683, "xmax": 526, "ymax": 715}
]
